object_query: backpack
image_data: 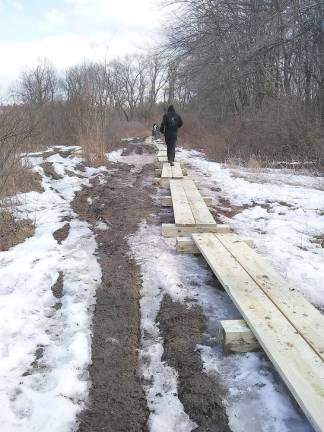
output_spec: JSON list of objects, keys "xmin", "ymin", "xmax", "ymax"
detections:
[{"xmin": 167, "ymin": 113, "xmax": 178, "ymax": 131}]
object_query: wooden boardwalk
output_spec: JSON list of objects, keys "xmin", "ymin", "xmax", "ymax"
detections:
[
  {"xmin": 151, "ymin": 139, "xmax": 324, "ymax": 431},
  {"xmin": 192, "ymin": 233, "xmax": 324, "ymax": 432}
]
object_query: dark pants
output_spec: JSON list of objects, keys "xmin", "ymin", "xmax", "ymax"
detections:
[{"xmin": 166, "ymin": 136, "xmax": 176, "ymax": 163}]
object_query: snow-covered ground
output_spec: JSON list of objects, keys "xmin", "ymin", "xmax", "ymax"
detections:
[
  {"xmin": 0, "ymin": 147, "xmax": 104, "ymax": 431},
  {"xmin": 128, "ymin": 140, "xmax": 321, "ymax": 432},
  {"xmin": 178, "ymin": 148, "xmax": 324, "ymax": 310}
]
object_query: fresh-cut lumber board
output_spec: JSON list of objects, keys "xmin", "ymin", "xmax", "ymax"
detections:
[
  {"xmin": 157, "ymin": 151, "xmax": 167, "ymax": 157},
  {"xmin": 176, "ymin": 236, "xmax": 200, "ymax": 254},
  {"xmin": 161, "ymin": 163, "xmax": 172, "ymax": 179},
  {"xmin": 192, "ymin": 232, "xmax": 324, "ymax": 432},
  {"xmin": 162, "ymin": 223, "xmax": 230, "ymax": 237},
  {"xmin": 157, "ymin": 156, "xmax": 168, "ymax": 162},
  {"xmin": 216, "ymin": 232, "xmax": 324, "ymax": 361},
  {"xmin": 155, "ymin": 143, "xmax": 166, "ymax": 151},
  {"xmin": 176, "ymin": 236, "xmax": 253, "ymax": 254},
  {"xmin": 181, "ymin": 179, "xmax": 216, "ymax": 227},
  {"xmin": 220, "ymin": 319, "xmax": 260, "ymax": 353},
  {"xmin": 170, "ymin": 180, "xmax": 195, "ymax": 226},
  {"xmin": 161, "ymin": 162, "xmax": 183, "ymax": 179},
  {"xmin": 171, "ymin": 162, "xmax": 183, "ymax": 178},
  {"xmin": 161, "ymin": 195, "xmax": 212, "ymax": 207}
]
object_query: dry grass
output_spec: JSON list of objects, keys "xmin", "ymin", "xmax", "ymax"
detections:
[
  {"xmin": 0, "ymin": 160, "xmax": 43, "ymax": 198},
  {"xmin": 79, "ymin": 119, "xmax": 150, "ymax": 167},
  {"xmin": 0, "ymin": 210, "xmax": 35, "ymax": 251}
]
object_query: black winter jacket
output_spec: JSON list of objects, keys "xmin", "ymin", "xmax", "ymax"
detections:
[{"xmin": 160, "ymin": 111, "xmax": 183, "ymax": 139}]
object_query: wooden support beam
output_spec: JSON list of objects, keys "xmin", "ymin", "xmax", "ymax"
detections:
[
  {"xmin": 162, "ymin": 223, "xmax": 230, "ymax": 237},
  {"xmin": 176, "ymin": 236, "xmax": 253, "ymax": 253},
  {"xmin": 176, "ymin": 237, "xmax": 200, "ymax": 254},
  {"xmin": 153, "ymin": 178, "xmax": 170, "ymax": 188},
  {"xmin": 220, "ymin": 319, "xmax": 260, "ymax": 353},
  {"xmin": 155, "ymin": 168, "xmax": 162, "ymax": 176},
  {"xmin": 161, "ymin": 195, "xmax": 212, "ymax": 207}
]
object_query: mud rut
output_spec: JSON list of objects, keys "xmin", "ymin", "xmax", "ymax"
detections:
[{"xmin": 71, "ymin": 139, "xmax": 229, "ymax": 432}]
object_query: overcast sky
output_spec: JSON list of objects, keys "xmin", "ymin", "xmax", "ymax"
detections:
[{"xmin": 0, "ymin": 0, "xmax": 165, "ymax": 95}]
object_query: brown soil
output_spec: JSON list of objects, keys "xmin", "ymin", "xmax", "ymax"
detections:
[
  {"xmin": 53, "ymin": 223, "xmax": 70, "ymax": 244},
  {"xmin": 51, "ymin": 272, "xmax": 64, "ymax": 299},
  {"xmin": 157, "ymin": 295, "xmax": 230, "ymax": 432},
  {"xmin": 74, "ymin": 155, "xmax": 156, "ymax": 432},
  {"xmin": 0, "ymin": 211, "xmax": 35, "ymax": 251},
  {"xmin": 311, "ymin": 234, "xmax": 324, "ymax": 248},
  {"xmin": 40, "ymin": 162, "xmax": 63, "ymax": 180}
]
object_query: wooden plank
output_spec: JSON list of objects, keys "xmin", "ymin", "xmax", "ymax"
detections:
[
  {"xmin": 156, "ymin": 143, "xmax": 166, "ymax": 151},
  {"xmin": 153, "ymin": 178, "xmax": 170, "ymax": 188},
  {"xmin": 155, "ymin": 168, "xmax": 162, "ymax": 176},
  {"xmin": 157, "ymin": 156, "xmax": 168, "ymax": 162},
  {"xmin": 170, "ymin": 180, "xmax": 195, "ymax": 226},
  {"xmin": 176, "ymin": 237, "xmax": 200, "ymax": 254},
  {"xmin": 176, "ymin": 236, "xmax": 253, "ymax": 254},
  {"xmin": 220, "ymin": 319, "xmax": 260, "ymax": 353},
  {"xmin": 192, "ymin": 233, "xmax": 324, "ymax": 432},
  {"xmin": 162, "ymin": 163, "xmax": 172, "ymax": 179},
  {"xmin": 216, "ymin": 233, "xmax": 324, "ymax": 361},
  {"xmin": 182, "ymin": 179, "xmax": 216, "ymax": 226},
  {"xmin": 157, "ymin": 151, "xmax": 167, "ymax": 157},
  {"xmin": 161, "ymin": 196, "xmax": 212, "ymax": 207},
  {"xmin": 171, "ymin": 162, "xmax": 183, "ymax": 179},
  {"xmin": 162, "ymin": 223, "xmax": 230, "ymax": 237}
]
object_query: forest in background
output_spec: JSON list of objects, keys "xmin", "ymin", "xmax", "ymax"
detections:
[{"xmin": 2, "ymin": 0, "xmax": 324, "ymax": 199}]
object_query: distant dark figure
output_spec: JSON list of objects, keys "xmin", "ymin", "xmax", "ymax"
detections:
[
  {"xmin": 160, "ymin": 105, "xmax": 183, "ymax": 166},
  {"xmin": 152, "ymin": 123, "xmax": 160, "ymax": 139}
]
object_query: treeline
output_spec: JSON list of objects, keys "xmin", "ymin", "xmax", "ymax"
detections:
[
  {"xmin": 12, "ymin": 55, "xmax": 172, "ymax": 150},
  {"xmin": 161, "ymin": 0, "xmax": 324, "ymax": 164},
  {"xmin": 0, "ymin": 54, "xmax": 174, "ymax": 193}
]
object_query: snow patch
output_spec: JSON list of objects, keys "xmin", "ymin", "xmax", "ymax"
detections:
[{"xmin": 0, "ymin": 146, "xmax": 102, "ymax": 431}]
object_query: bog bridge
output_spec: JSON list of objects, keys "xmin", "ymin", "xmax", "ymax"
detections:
[{"xmin": 152, "ymin": 140, "xmax": 324, "ymax": 432}]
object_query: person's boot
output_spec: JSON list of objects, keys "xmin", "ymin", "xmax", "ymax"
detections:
[{"xmin": 170, "ymin": 161, "xmax": 174, "ymax": 166}]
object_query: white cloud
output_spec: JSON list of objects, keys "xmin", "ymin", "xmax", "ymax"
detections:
[
  {"xmin": 0, "ymin": 30, "xmax": 155, "ymax": 95},
  {"xmin": 0, "ymin": 0, "xmax": 167, "ymax": 95}
]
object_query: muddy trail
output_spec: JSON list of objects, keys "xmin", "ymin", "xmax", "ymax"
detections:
[{"xmin": 72, "ymin": 139, "xmax": 229, "ymax": 432}]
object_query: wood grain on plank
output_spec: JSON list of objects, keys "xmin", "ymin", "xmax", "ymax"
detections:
[{"xmin": 170, "ymin": 180, "xmax": 195, "ymax": 226}]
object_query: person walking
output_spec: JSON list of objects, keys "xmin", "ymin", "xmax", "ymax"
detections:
[{"xmin": 160, "ymin": 105, "xmax": 183, "ymax": 166}]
